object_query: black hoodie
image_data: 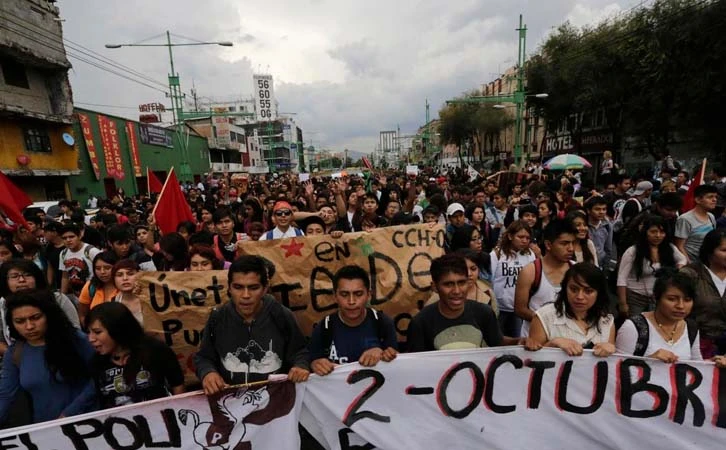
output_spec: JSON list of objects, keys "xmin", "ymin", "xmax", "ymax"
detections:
[{"xmin": 194, "ymin": 297, "xmax": 309, "ymax": 385}]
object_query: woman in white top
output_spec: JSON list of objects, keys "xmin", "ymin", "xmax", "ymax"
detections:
[
  {"xmin": 525, "ymin": 263, "xmax": 615, "ymax": 357},
  {"xmin": 617, "ymin": 270, "xmax": 702, "ymax": 362},
  {"xmin": 566, "ymin": 210, "xmax": 598, "ymax": 267},
  {"xmin": 490, "ymin": 221, "xmax": 536, "ymax": 337},
  {"xmin": 617, "ymin": 216, "xmax": 687, "ymax": 318}
]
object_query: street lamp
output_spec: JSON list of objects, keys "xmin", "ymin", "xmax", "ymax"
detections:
[{"xmin": 105, "ymin": 31, "xmax": 233, "ymax": 181}]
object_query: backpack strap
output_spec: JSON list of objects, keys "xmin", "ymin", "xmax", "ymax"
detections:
[
  {"xmin": 88, "ymin": 282, "xmax": 97, "ymax": 300},
  {"xmin": 294, "ymin": 228, "xmax": 303, "ymax": 237},
  {"xmin": 529, "ymin": 258, "xmax": 543, "ymax": 298},
  {"xmin": 631, "ymin": 314, "xmax": 650, "ymax": 357},
  {"xmin": 12, "ymin": 341, "xmax": 24, "ymax": 368},
  {"xmin": 266, "ymin": 230, "xmax": 275, "ymax": 240},
  {"xmin": 320, "ymin": 314, "xmax": 334, "ymax": 355},
  {"xmin": 686, "ymin": 318, "xmax": 698, "ymax": 349}
]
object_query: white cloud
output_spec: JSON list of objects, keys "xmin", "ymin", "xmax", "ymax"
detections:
[{"xmin": 57, "ymin": 0, "xmax": 645, "ymax": 154}]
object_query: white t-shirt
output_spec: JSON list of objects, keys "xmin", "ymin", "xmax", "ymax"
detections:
[
  {"xmin": 521, "ymin": 265, "xmax": 562, "ymax": 337},
  {"xmin": 706, "ymin": 266, "xmax": 726, "ymax": 297},
  {"xmin": 616, "ymin": 245, "xmax": 687, "ymax": 295},
  {"xmin": 535, "ymin": 303, "xmax": 613, "ymax": 345},
  {"xmin": 490, "ymin": 249, "xmax": 536, "ymax": 312},
  {"xmin": 616, "ymin": 317, "xmax": 702, "ymax": 360},
  {"xmin": 258, "ymin": 227, "xmax": 304, "ymax": 241},
  {"xmin": 59, "ymin": 244, "xmax": 101, "ymax": 296}
]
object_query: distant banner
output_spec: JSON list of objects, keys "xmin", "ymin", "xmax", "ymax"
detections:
[
  {"xmin": 301, "ymin": 348, "xmax": 726, "ymax": 450},
  {"xmin": 138, "ymin": 224, "xmax": 444, "ymax": 381},
  {"xmin": 107, "ymin": 119, "xmax": 125, "ymax": 180},
  {"xmin": 125, "ymin": 121, "xmax": 142, "ymax": 177},
  {"xmin": 97, "ymin": 115, "xmax": 115, "ymax": 178},
  {"xmin": 77, "ymin": 113, "xmax": 100, "ymax": 180},
  {"xmin": 139, "ymin": 123, "xmax": 174, "ymax": 148},
  {"xmin": 0, "ymin": 382, "xmax": 303, "ymax": 450}
]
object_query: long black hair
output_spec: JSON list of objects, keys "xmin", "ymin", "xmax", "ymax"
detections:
[
  {"xmin": 554, "ymin": 263, "xmax": 610, "ymax": 332},
  {"xmin": 699, "ymin": 229, "xmax": 726, "ymax": 267},
  {"xmin": 566, "ymin": 210, "xmax": 595, "ymax": 264},
  {"xmin": 89, "ymin": 251, "xmax": 118, "ymax": 291},
  {"xmin": 86, "ymin": 302, "xmax": 152, "ymax": 386},
  {"xmin": 0, "ymin": 258, "xmax": 47, "ymax": 297},
  {"xmin": 633, "ymin": 216, "xmax": 676, "ymax": 280},
  {"xmin": 6, "ymin": 289, "xmax": 90, "ymax": 383}
]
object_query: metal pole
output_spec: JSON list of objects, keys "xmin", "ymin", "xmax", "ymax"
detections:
[{"xmin": 513, "ymin": 15, "xmax": 527, "ymax": 168}]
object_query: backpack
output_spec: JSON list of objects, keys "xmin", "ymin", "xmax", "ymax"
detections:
[
  {"xmin": 265, "ymin": 228, "xmax": 303, "ymax": 240},
  {"xmin": 319, "ymin": 308, "xmax": 385, "ymax": 356},
  {"xmin": 529, "ymin": 258, "xmax": 575, "ymax": 298},
  {"xmin": 612, "ymin": 198, "xmax": 641, "ymax": 233},
  {"xmin": 630, "ymin": 314, "xmax": 698, "ymax": 357}
]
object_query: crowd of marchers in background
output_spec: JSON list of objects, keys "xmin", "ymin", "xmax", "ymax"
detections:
[{"xmin": 0, "ymin": 157, "xmax": 724, "ymax": 441}]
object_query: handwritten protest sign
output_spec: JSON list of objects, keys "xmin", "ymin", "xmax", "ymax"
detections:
[
  {"xmin": 2, "ymin": 349, "xmax": 724, "ymax": 450},
  {"xmin": 139, "ymin": 224, "xmax": 445, "ymax": 381}
]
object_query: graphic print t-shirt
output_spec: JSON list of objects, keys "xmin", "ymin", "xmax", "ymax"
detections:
[
  {"xmin": 406, "ymin": 301, "xmax": 503, "ymax": 352},
  {"xmin": 309, "ymin": 312, "xmax": 398, "ymax": 363},
  {"xmin": 59, "ymin": 244, "xmax": 100, "ymax": 296},
  {"xmin": 93, "ymin": 339, "xmax": 184, "ymax": 408}
]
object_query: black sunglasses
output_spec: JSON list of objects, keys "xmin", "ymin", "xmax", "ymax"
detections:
[{"xmin": 275, "ymin": 210, "xmax": 292, "ymax": 217}]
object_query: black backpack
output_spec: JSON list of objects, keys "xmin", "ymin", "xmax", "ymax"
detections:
[
  {"xmin": 319, "ymin": 308, "xmax": 385, "ymax": 356},
  {"xmin": 630, "ymin": 314, "xmax": 698, "ymax": 357}
]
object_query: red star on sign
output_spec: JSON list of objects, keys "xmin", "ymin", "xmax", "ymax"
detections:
[{"xmin": 281, "ymin": 238, "xmax": 304, "ymax": 258}]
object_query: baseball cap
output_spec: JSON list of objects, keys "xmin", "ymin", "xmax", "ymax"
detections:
[
  {"xmin": 446, "ymin": 203, "xmax": 465, "ymax": 217},
  {"xmin": 628, "ymin": 181, "xmax": 653, "ymax": 196}
]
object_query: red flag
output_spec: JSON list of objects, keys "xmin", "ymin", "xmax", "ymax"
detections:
[
  {"xmin": 147, "ymin": 167, "xmax": 163, "ymax": 194},
  {"xmin": 153, "ymin": 167, "xmax": 195, "ymax": 235},
  {"xmin": 0, "ymin": 172, "xmax": 32, "ymax": 229},
  {"xmin": 681, "ymin": 158, "xmax": 706, "ymax": 213},
  {"xmin": 362, "ymin": 156, "xmax": 373, "ymax": 170}
]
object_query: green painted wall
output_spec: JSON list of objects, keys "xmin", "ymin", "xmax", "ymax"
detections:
[{"xmin": 68, "ymin": 108, "xmax": 211, "ymax": 201}]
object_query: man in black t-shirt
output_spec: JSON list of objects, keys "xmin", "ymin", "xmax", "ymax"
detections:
[
  {"xmin": 43, "ymin": 221, "xmax": 65, "ymax": 289},
  {"xmin": 603, "ymin": 174, "xmax": 631, "ymax": 219},
  {"xmin": 309, "ymin": 265, "xmax": 398, "ymax": 376},
  {"xmin": 408, "ymin": 254, "xmax": 518, "ymax": 352}
]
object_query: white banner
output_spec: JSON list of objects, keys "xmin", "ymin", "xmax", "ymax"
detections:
[
  {"xmin": 253, "ymin": 74, "xmax": 276, "ymax": 121},
  {"xmin": 302, "ymin": 347, "xmax": 725, "ymax": 450},
  {"xmin": 0, "ymin": 382, "xmax": 303, "ymax": 450},
  {"xmin": 3, "ymin": 349, "xmax": 724, "ymax": 450}
]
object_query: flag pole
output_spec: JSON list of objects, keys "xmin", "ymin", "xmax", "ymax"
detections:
[
  {"xmin": 146, "ymin": 167, "xmax": 151, "ymax": 195},
  {"xmin": 151, "ymin": 166, "xmax": 174, "ymax": 218},
  {"xmin": 699, "ymin": 158, "xmax": 707, "ymax": 185}
]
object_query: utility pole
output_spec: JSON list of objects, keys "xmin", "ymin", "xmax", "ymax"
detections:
[{"xmin": 445, "ymin": 15, "xmax": 541, "ymax": 168}]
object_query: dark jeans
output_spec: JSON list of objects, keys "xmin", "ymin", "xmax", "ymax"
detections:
[{"xmin": 498, "ymin": 311, "xmax": 522, "ymax": 338}]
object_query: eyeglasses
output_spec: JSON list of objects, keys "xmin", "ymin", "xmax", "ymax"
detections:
[
  {"xmin": 275, "ymin": 210, "xmax": 292, "ymax": 217},
  {"xmin": 8, "ymin": 272, "xmax": 32, "ymax": 281}
]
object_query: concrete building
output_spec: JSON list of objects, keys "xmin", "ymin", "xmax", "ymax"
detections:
[
  {"xmin": 238, "ymin": 117, "xmax": 303, "ymax": 173},
  {"xmin": 0, "ymin": 0, "xmax": 78, "ymax": 200}
]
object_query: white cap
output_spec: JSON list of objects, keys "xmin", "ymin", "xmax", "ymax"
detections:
[
  {"xmin": 629, "ymin": 181, "xmax": 653, "ymax": 196},
  {"xmin": 446, "ymin": 203, "xmax": 465, "ymax": 216}
]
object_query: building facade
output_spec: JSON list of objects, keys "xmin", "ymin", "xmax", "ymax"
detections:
[
  {"xmin": 69, "ymin": 108, "xmax": 211, "ymax": 202},
  {"xmin": 0, "ymin": 0, "xmax": 78, "ymax": 200}
]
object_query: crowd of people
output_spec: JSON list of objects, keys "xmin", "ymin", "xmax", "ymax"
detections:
[{"xmin": 0, "ymin": 160, "xmax": 724, "ymax": 440}]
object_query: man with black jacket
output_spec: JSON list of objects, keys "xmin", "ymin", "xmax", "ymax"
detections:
[
  {"xmin": 617, "ymin": 192, "xmax": 682, "ymax": 255},
  {"xmin": 195, "ymin": 255, "xmax": 310, "ymax": 395}
]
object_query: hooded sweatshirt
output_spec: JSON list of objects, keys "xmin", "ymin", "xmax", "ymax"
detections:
[{"xmin": 194, "ymin": 296, "xmax": 309, "ymax": 385}]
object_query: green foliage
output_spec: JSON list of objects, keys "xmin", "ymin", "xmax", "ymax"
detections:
[{"xmin": 525, "ymin": 0, "xmax": 725, "ymax": 156}]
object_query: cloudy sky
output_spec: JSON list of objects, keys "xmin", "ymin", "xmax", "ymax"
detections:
[{"xmin": 57, "ymin": 0, "xmax": 644, "ymax": 154}]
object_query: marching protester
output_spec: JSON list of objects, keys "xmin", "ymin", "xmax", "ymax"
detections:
[
  {"xmin": 616, "ymin": 216, "xmax": 687, "ymax": 318},
  {"xmin": 59, "ymin": 223, "xmax": 101, "ymax": 304},
  {"xmin": 111, "ymin": 260, "xmax": 143, "ymax": 325},
  {"xmin": 616, "ymin": 270, "xmax": 701, "ymax": 362},
  {"xmin": 77, "ymin": 251, "xmax": 119, "ymax": 326},
  {"xmin": 426, "ymin": 248, "xmax": 497, "ymax": 313},
  {"xmin": 674, "ymin": 184, "xmax": 718, "ymax": 262},
  {"xmin": 86, "ymin": 302, "xmax": 184, "ymax": 408},
  {"xmin": 524, "ymin": 263, "xmax": 615, "ymax": 356},
  {"xmin": 309, "ymin": 265, "xmax": 398, "ymax": 376},
  {"xmin": 188, "ymin": 244, "xmax": 227, "ymax": 271},
  {"xmin": 259, "ymin": 201, "xmax": 304, "ymax": 240},
  {"xmin": 566, "ymin": 210, "xmax": 598, "ymax": 266},
  {"xmin": 514, "ymin": 220, "xmax": 576, "ymax": 337},
  {"xmin": 490, "ymin": 221, "xmax": 536, "ymax": 336},
  {"xmin": 0, "ymin": 289, "xmax": 96, "ymax": 424},
  {"xmin": 680, "ymin": 229, "xmax": 726, "ymax": 359},
  {"xmin": 194, "ymin": 255, "xmax": 310, "ymax": 395}
]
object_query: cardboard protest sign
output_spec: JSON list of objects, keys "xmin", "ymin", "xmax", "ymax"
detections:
[{"xmin": 139, "ymin": 224, "xmax": 445, "ymax": 381}]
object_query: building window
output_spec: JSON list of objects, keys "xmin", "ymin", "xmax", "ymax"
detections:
[
  {"xmin": 24, "ymin": 127, "xmax": 52, "ymax": 153},
  {"xmin": 228, "ymin": 106, "xmax": 236, "ymax": 112},
  {"xmin": 1, "ymin": 58, "xmax": 30, "ymax": 89}
]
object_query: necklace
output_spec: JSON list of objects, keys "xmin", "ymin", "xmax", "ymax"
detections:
[{"xmin": 654, "ymin": 312, "xmax": 679, "ymax": 345}]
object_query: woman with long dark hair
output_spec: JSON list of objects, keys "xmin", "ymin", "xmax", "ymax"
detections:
[
  {"xmin": 0, "ymin": 289, "xmax": 96, "ymax": 423},
  {"xmin": 152, "ymin": 233, "xmax": 188, "ymax": 272},
  {"xmin": 110, "ymin": 259, "xmax": 143, "ymax": 325},
  {"xmin": 566, "ymin": 210, "xmax": 598, "ymax": 266},
  {"xmin": 681, "ymin": 229, "xmax": 726, "ymax": 359},
  {"xmin": 533, "ymin": 199, "xmax": 556, "ymax": 255},
  {"xmin": 242, "ymin": 198, "xmax": 266, "ymax": 234},
  {"xmin": 617, "ymin": 270, "xmax": 701, "ymax": 362},
  {"xmin": 0, "ymin": 259, "xmax": 80, "ymax": 355},
  {"xmin": 87, "ymin": 302, "xmax": 184, "ymax": 409},
  {"xmin": 525, "ymin": 263, "xmax": 615, "ymax": 356},
  {"xmin": 77, "ymin": 251, "xmax": 119, "ymax": 326},
  {"xmin": 617, "ymin": 216, "xmax": 687, "ymax": 318},
  {"xmin": 490, "ymin": 221, "xmax": 537, "ymax": 337},
  {"xmin": 450, "ymin": 224, "xmax": 483, "ymax": 253},
  {"xmin": 0, "ymin": 240, "xmax": 20, "ymax": 266},
  {"xmin": 188, "ymin": 245, "xmax": 227, "ymax": 271}
]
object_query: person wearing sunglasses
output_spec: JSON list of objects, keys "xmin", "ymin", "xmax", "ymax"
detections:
[{"xmin": 258, "ymin": 201, "xmax": 304, "ymax": 241}]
